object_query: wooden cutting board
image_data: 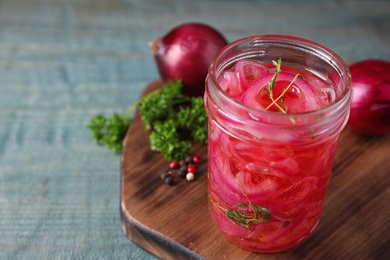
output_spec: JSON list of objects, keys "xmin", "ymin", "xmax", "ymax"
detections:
[{"xmin": 120, "ymin": 80, "xmax": 390, "ymax": 260}]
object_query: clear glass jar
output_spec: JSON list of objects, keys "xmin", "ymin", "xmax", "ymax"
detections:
[{"xmin": 205, "ymin": 35, "xmax": 352, "ymax": 253}]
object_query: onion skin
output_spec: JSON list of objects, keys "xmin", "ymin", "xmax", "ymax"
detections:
[
  {"xmin": 150, "ymin": 23, "xmax": 228, "ymax": 96},
  {"xmin": 347, "ymin": 59, "xmax": 390, "ymax": 135}
]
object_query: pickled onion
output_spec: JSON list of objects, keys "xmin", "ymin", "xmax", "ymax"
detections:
[
  {"xmin": 219, "ymin": 71, "xmax": 242, "ymax": 97},
  {"xmin": 234, "ymin": 60, "xmax": 268, "ymax": 88},
  {"xmin": 242, "ymin": 72, "xmax": 320, "ymax": 113}
]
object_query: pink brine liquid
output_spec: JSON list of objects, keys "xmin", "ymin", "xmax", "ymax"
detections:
[{"xmin": 206, "ymin": 59, "xmax": 340, "ymax": 253}]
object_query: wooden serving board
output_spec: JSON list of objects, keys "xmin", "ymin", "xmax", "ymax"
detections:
[{"xmin": 120, "ymin": 80, "xmax": 390, "ymax": 260}]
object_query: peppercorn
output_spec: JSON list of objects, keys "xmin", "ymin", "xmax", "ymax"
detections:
[
  {"xmin": 192, "ymin": 154, "xmax": 202, "ymax": 164},
  {"xmin": 185, "ymin": 156, "xmax": 192, "ymax": 164},
  {"xmin": 187, "ymin": 164, "xmax": 196, "ymax": 174},
  {"xmin": 164, "ymin": 175, "xmax": 174, "ymax": 185},
  {"xmin": 186, "ymin": 172, "xmax": 196, "ymax": 181},
  {"xmin": 179, "ymin": 170, "xmax": 187, "ymax": 178},
  {"xmin": 179, "ymin": 160, "xmax": 186, "ymax": 167},
  {"xmin": 162, "ymin": 155, "xmax": 202, "ymax": 185},
  {"xmin": 179, "ymin": 165, "xmax": 187, "ymax": 178},
  {"xmin": 160, "ymin": 172, "xmax": 169, "ymax": 180},
  {"xmin": 169, "ymin": 160, "xmax": 179, "ymax": 169}
]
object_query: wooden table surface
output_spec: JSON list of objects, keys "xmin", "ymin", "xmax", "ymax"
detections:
[{"xmin": 1, "ymin": 0, "xmax": 389, "ymax": 259}]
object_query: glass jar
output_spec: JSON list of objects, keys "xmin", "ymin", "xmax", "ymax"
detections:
[{"xmin": 205, "ymin": 35, "xmax": 352, "ymax": 253}]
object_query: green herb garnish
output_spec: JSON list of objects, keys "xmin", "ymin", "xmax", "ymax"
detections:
[
  {"xmin": 88, "ymin": 80, "xmax": 208, "ymax": 160},
  {"xmin": 88, "ymin": 113, "xmax": 132, "ymax": 154},
  {"xmin": 224, "ymin": 196, "xmax": 271, "ymax": 229},
  {"xmin": 264, "ymin": 58, "xmax": 302, "ymax": 113},
  {"xmin": 268, "ymin": 58, "xmax": 282, "ymax": 93}
]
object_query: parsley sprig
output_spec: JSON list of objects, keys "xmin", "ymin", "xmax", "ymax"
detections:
[
  {"xmin": 88, "ymin": 113, "xmax": 132, "ymax": 154},
  {"xmin": 88, "ymin": 80, "xmax": 208, "ymax": 160}
]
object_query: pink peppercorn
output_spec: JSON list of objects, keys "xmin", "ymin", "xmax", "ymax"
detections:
[
  {"xmin": 187, "ymin": 164, "xmax": 196, "ymax": 174},
  {"xmin": 192, "ymin": 154, "xmax": 202, "ymax": 164},
  {"xmin": 169, "ymin": 160, "xmax": 179, "ymax": 169}
]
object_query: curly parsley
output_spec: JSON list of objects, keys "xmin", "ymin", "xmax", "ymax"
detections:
[{"xmin": 88, "ymin": 80, "xmax": 208, "ymax": 160}]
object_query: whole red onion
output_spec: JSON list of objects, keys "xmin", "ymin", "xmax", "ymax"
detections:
[
  {"xmin": 150, "ymin": 23, "xmax": 228, "ymax": 96},
  {"xmin": 347, "ymin": 59, "xmax": 390, "ymax": 135}
]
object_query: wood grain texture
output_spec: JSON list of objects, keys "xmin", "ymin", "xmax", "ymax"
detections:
[{"xmin": 121, "ymin": 81, "xmax": 390, "ymax": 260}]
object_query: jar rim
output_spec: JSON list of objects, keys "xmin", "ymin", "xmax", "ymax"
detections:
[{"xmin": 207, "ymin": 34, "xmax": 352, "ymax": 119}]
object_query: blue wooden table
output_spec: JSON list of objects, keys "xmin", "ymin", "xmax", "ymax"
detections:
[{"xmin": 1, "ymin": 0, "xmax": 389, "ymax": 259}]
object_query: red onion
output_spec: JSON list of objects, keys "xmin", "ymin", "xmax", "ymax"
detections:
[
  {"xmin": 150, "ymin": 23, "xmax": 228, "ymax": 96},
  {"xmin": 347, "ymin": 59, "xmax": 390, "ymax": 135}
]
